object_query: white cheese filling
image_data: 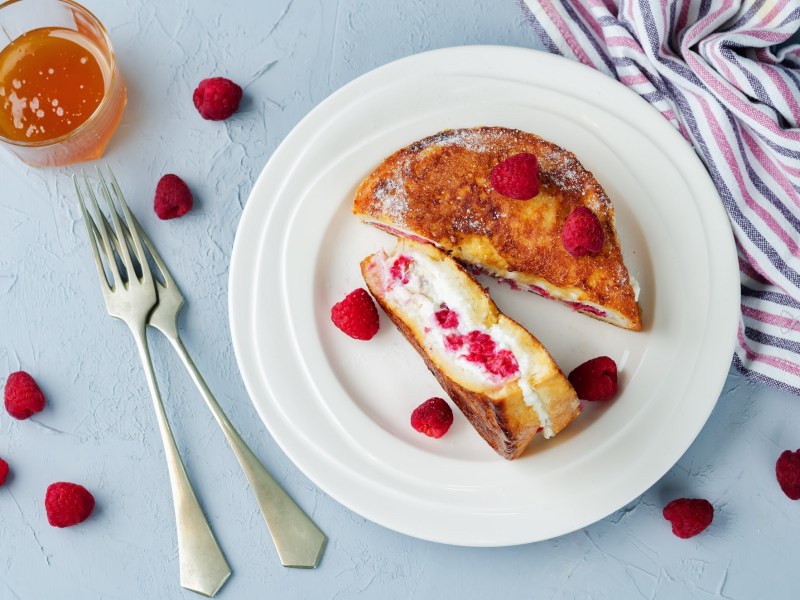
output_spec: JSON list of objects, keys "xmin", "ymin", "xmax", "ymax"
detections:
[
  {"xmin": 630, "ymin": 275, "xmax": 641, "ymax": 302},
  {"xmin": 379, "ymin": 249, "xmax": 554, "ymax": 437},
  {"xmin": 490, "ymin": 327, "xmax": 554, "ymax": 438}
]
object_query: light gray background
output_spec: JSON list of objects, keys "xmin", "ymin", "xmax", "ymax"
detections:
[{"xmin": 1, "ymin": 1, "xmax": 798, "ymax": 598}]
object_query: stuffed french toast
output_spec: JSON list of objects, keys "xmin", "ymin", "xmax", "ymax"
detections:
[
  {"xmin": 362, "ymin": 238, "xmax": 580, "ymax": 459},
  {"xmin": 353, "ymin": 127, "xmax": 642, "ymax": 331}
]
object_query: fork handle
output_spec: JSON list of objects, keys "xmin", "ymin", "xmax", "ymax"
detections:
[
  {"xmin": 131, "ymin": 326, "xmax": 232, "ymax": 596},
  {"xmin": 167, "ymin": 334, "xmax": 326, "ymax": 568}
]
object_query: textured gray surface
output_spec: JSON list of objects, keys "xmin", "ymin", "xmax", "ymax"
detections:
[{"xmin": 0, "ymin": 1, "xmax": 797, "ymax": 598}]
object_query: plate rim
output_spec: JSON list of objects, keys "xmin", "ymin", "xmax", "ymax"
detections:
[{"xmin": 229, "ymin": 45, "xmax": 740, "ymax": 546}]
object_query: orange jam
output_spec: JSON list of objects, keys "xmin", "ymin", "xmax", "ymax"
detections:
[{"xmin": 0, "ymin": 27, "xmax": 107, "ymax": 142}]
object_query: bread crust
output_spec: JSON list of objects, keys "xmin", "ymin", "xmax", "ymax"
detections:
[
  {"xmin": 361, "ymin": 239, "xmax": 580, "ymax": 460},
  {"xmin": 353, "ymin": 126, "xmax": 642, "ymax": 330}
]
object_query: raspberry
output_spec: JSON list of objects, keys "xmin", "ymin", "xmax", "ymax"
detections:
[
  {"xmin": 154, "ymin": 174, "xmax": 193, "ymax": 220},
  {"xmin": 444, "ymin": 333, "xmax": 465, "ymax": 352},
  {"xmin": 662, "ymin": 498, "xmax": 713, "ymax": 538},
  {"xmin": 410, "ymin": 397, "xmax": 454, "ymax": 438},
  {"xmin": 331, "ymin": 288, "xmax": 379, "ymax": 340},
  {"xmin": 389, "ymin": 255, "xmax": 413, "ymax": 285},
  {"xmin": 434, "ymin": 305, "xmax": 459, "ymax": 329},
  {"xmin": 0, "ymin": 458, "xmax": 8, "ymax": 486},
  {"xmin": 562, "ymin": 207, "xmax": 605, "ymax": 256},
  {"xmin": 484, "ymin": 349, "xmax": 519, "ymax": 378},
  {"xmin": 464, "ymin": 330, "xmax": 496, "ymax": 359},
  {"xmin": 776, "ymin": 450, "xmax": 800, "ymax": 499},
  {"xmin": 566, "ymin": 301, "xmax": 607, "ymax": 318},
  {"xmin": 568, "ymin": 356, "xmax": 617, "ymax": 401},
  {"xmin": 193, "ymin": 77, "xmax": 243, "ymax": 121},
  {"xmin": 461, "ymin": 331, "xmax": 519, "ymax": 378},
  {"xmin": 491, "ymin": 153, "xmax": 540, "ymax": 200},
  {"xmin": 4, "ymin": 371, "xmax": 45, "ymax": 420},
  {"xmin": 45, "ymin": 482, "xmax": 95, "ymax": 528},
  {"xmin": 529, "ymin": 285, "xmax": 551, "ymax": 298}
]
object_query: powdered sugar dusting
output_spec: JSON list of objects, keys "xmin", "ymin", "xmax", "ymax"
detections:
[
  {"xmin": 374, "ymin": 176, "xmax": 409, "ymax": 227},
  {"xmin": 452, "ymin": 206, "xmax": 486, "ymax": 234},
  {"xmin": 584, "ymin": 194, "xmax": 603, "ymax": 213},
  {"xmin": 542, "ymin": 150, "xmax": 583, "ymax": 195},
  {"xmin": 371, "ymin": 128, "xmax": 510, "ymax": 228},
  {"xmin": 410, "ymin": 128, "xmax": 509, "ymax": 154}
]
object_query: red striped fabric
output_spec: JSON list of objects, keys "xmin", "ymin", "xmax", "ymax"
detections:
[{"xmin": 518, "ymin": 0, "xmax": 800, "ymax": 394}]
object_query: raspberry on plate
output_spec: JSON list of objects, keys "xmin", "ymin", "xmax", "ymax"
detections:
[
  {"xmin": 193, "ymin": 77, "xmax": 243, "ymax": 121},
  {"xmin": 4, "ymin": 371, "xmax": 46, "ymax": 420},
  {"xmin": 491, "ymin": 153, "xmax": 540, "ymax": 200},
  {"xmin": 411, "ymin": 397, "xmax": 454, "ymax": 438},
  {"xmin": 562, "ymin": 206, "xmax": 605, "ymax": 257},
  {"xmin": 0, "ymin": 458, "xmax": 8, "ymax": 486},
  {"xmin": 331, "ymin": 288, "xmax": 380, "ymax": 340},
  {"xmin": 776, "ymin": 449, "xmax": 800, "ymax": 500},
  {"xmin": 663, "ymin": 498, "xmax": 713, "ymax": 538},
  {"xmin": 154, "ymin": 174, "xmax": 193, "ymax": 220},
  {"xmin": 45, "ymin": 482, "xmax": 96, "ymax": 528},
  {"xmin": 568, "ymin": 356, "xmax": 617, "ymax": 401}
]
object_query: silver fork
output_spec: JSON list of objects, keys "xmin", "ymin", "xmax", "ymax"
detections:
[
  {"xmin": 74, "ymin": 173, "xmax": 231, "ymax": 598},
  {"xmin": 102, "ymin": 170, "xmax": 327, "ymax": 569}
]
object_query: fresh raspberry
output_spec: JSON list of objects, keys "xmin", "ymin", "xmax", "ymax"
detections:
[
  {"xmin": 193, "ymin": 77, "xmax": 243, "ymax": 121},
  {"xmin": 331, "ymin": 288, "xmax": 379, "ymax": 340},
  {"xmin": 662, "ymin": 498, "xmax": 713, "ymax": 538},
  {"xmin": 410, "ymin": 397, "xmax": 454, "ymax": 438},
  {"xmin": 4, "ymin": 371, "xmax": 45, "ymax": 420},
  {"xmin": 389, "ymin": 255, "xmax": 413, "ymax": 285},
  {"xmin": 45, "ymin": 482, "xmax": 95, "ymax": 528},
  {"xmin": 562, "ymin": 207, "xmax": 605, "ymax": 257},
  {"xmin": 434, "ymin": 305, "xmax": 459, "ymax": 329},
  {"xmin": 0, "ymin": 458, "xmax": 8, "ymax": 486},
  {"xmin": 568, "ymin": 356, "xmax": 617, "ymax": 401},
  {"xmin": 491, "ymin": 153, "xmax": 540, "ymax": 200},
  {"xmin": 154, "ymin": 174, "xmax": 193, "ymax": 220},
  {"xmin": 776, "ymin": 450, "xmax": 800, "ymax": 500}
]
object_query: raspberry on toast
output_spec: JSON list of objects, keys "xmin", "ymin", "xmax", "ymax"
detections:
[
  {"xmin": 361, "ymin": 239, "xmax": 580, "ymax": 460},
  {"xmin": 353, "ymin": 127, "xmax": 642, "ymax": 331}
]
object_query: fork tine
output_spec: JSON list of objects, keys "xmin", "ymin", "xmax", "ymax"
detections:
[
  {"xmin": 96, "ymin": 167, "xmax": 137, "ymax": 279},
  {"xmin": 83, "ymin": 183, "xmax": 127, "ymax": 269},
  {"xmin": 109, "ymin": 168, "xmax": 176, "ymax": 289},
  {"xmin": 135, "ymin": 220, "xmax": 175, "ymax": 289},
  {"xmin": 82, "ymin": 171, "xmax": 123, "ymax": 286},
  {"xmin": 104, "ymin": 167, "xmax": 156, "ymax": 286},
  {"xmin": 73, "ymin": 175, "xmax": 112, "ymax": 292}
]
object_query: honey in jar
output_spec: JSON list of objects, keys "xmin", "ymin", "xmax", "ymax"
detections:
[
  {"xmin": 0, "ymin": 23, "xmax": 125, "ymax": 166},
  {"xmin": 0, "ymin": 27, "xmax": 107, "ymax": 141}
]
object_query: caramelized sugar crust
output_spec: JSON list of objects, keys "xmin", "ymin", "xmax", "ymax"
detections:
[{"xmin": 353, "ymin": 127, "xmax": 642, "ymax": 330}]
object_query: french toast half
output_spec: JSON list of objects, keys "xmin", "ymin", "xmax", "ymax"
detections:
[
  {"xmin": 361, "ymin": 238, "xmax": 580, "ymax": 460},
  {"xmin": 353, "ymin": 127, "xmax": 642, "ymax": 331}
]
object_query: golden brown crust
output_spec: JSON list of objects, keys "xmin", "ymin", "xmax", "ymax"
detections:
[
  {"xmin": 360, "ymin": 239, "xmax": 581, "ymax": 460},
  {"xmin": 353, "ymin": 126, "xmax": 642, "ymax": 330}
]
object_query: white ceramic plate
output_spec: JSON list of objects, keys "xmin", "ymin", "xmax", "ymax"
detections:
[{"xmin": 229, "ymin": 46, "xmax": 739, "ymax": 546}]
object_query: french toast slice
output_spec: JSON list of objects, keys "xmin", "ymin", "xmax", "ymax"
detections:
[
  {"xmin": 353, "ymin": 126, "xmax": 642, "ymax": 331},
  {"xmin": 361, "ymin": 238, "xmax": 580, "ymax": 460}
]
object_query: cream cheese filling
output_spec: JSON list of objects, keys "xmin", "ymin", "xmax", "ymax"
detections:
[{"xmin": 378, "ymin": 248, "xmax": 554, "ymax": 436}]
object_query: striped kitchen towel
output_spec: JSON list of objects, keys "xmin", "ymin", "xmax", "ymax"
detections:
[{"xmin": 518, "ymin": 0, "xmax": 800, "ymax": 394}]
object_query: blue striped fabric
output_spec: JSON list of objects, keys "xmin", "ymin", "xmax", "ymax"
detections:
[{"xmin": 518, "ymin": 0, "xmax": 800, "ymax": 394}]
